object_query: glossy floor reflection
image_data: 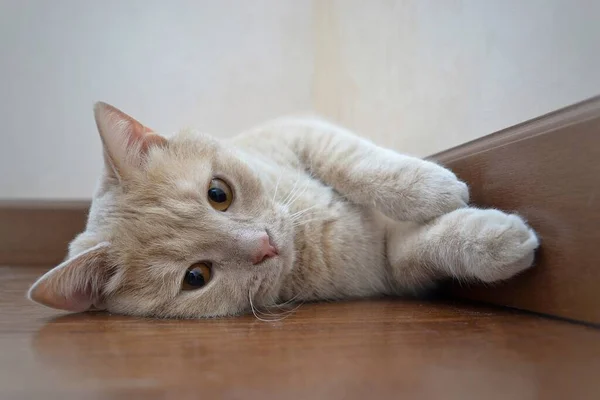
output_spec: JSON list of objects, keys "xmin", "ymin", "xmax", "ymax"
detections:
[{"xmin": 1, "ymin": 266, "xmax": 599, "ymax": 399}]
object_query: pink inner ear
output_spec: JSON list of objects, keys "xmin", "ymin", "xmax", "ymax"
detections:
[
  {"xmin": 138, "ymin": 130, "xmax": 165, "ymax": 152},
  {"xmin": 53, "ymin": 289, "xmax": 95, "ymax": 313},
  {"xmin": 94, "ymin": 102, "xmax": 167, "ymax": 178},
  {"xmin": 29, "ymin": 280, "xmax": 95, "ymax": 313},
  {"xmin": 28, "ymin": 242, "xmax": 110, "ymax": 313}
]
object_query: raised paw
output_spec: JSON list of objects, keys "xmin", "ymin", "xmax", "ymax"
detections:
[
  {"xmin": 439, "ymin": 208, "xmax": 539, "ymax": 282},
  {"xmin": 398, "ymin": 162, "xmax": 470, "ymax": 222}
]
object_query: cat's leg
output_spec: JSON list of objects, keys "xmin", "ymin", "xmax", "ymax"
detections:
[
  {"xmin": 243, "ymin": 118, "xmax": 469, "ymax": 222},
  {"xmin": 386, "ymin": 208, "xmax": 539, "ymax": 290}
]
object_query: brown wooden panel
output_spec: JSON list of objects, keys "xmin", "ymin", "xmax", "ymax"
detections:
[
  {"xmin": 0, "ymin": 201, "xmax": 88, "ymax": 265},
  {"xmin": 434, "ymin": 96, "xmax": 600, "ymax": 325}
]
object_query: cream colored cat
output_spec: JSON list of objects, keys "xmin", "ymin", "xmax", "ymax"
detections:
[{"xmin": 28, "ymin": 103, "xmax": 539, "ymax": 318}]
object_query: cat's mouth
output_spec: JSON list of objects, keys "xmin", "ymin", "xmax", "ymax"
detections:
[{"xmin": 266, "ymin": 231, "xmax": 279, "ymax": 254}]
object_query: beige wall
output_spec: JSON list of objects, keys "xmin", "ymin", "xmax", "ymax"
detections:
[
  {"xmin": 2, "ymin": 0, "xmax": 599, "ymax": 199},
  {"xmin": 313, "ymin": 0, "xmax": 600, "ymax": 155}
]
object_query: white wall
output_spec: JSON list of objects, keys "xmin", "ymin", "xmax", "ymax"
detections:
[
  {"xmin": 0, "ymin": 0, "xmax": 314, "ymax": 199},
  {"xmin": 1, "ymin": 0, "xmax": 599, "ymax": 199}
]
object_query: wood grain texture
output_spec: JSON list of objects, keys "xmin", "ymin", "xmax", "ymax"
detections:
[
  {"xmin": 434, "ymin": 96, "xmax": 600, "ymax": 325},
  {"xmin": 1, "ymin": 266, "xmax": 599, "ymax": 400},
  {"xmin": 0, "ymin": 201, "xmax": 88, "ymax": 265}
]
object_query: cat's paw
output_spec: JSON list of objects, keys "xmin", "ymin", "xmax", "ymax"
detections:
[
  {"xmin": 454, "ymin": 209, "xmax": 539, "ymax": 283},
  {"xmin": 402, "ymin": 163, "xmax": 469, "ymax": 222}
]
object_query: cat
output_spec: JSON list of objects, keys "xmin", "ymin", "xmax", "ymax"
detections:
[{"xmin": 28, "ymin": 102, "xmax": 539, "ymax": 318}]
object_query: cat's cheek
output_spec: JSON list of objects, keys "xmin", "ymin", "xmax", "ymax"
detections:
[{"xmin": 101, "ymin": 294, "xmax": 157, "ymax": 318}]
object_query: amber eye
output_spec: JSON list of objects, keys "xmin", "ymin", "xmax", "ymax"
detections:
[
  {"xmin": 207, "ymin": 178, "xmax": 233, "ymax": 211},
  {"xmin": 182, "ymin": 263, "xmax": 212, "ymax": 291}
]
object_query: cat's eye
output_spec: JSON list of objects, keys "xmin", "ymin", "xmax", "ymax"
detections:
[
  {"xmin": 182, "ymin": 263, "xmax": 212, "ymax": 291},
  {"xmin": 207, "ymin": 178, "xmax": 233, "ymax": 211}
]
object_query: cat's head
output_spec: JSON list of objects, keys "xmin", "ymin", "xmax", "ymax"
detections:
[{"xmin": 28, "ymin": 103, "xmax": 294, "ymax": 318}]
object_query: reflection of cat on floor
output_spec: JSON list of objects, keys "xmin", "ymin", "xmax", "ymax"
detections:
[{"xmin": 28, "ymin": 102, "xmax": 538, "ymax": 319}]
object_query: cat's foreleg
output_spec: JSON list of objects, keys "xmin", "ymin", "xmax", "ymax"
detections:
[
  {"xmin": 273, "ymin": 119, "xmax": 469, "ymax": 222},
  {"xmin": 385, "ymin": 208, "xmax": 539, "ymax": 289}
]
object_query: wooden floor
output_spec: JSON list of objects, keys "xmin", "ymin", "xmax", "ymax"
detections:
[{"xmin": 1, "ymin": 266, "xmax": 599, "ymax": 400}]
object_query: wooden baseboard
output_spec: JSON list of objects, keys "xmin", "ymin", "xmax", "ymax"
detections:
[
  {"xmin": 433, "ymin": 95, "xmax": 600, "ymax": 325},
  {"xmin": 0, "ymin": 201, "xmax": 89, "ymax": 266},
  {"xmin": 1, "ymin": 97, "xmax": 599, "ymax": 324}
]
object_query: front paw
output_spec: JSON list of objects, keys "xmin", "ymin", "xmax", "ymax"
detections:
[
  {"xmin": 453, "ymin": 209, "xmax": 540, "ymax": 283},
  {"xmin": 400, "ymin": 163, "xmax": 469, "ymax": 222}
]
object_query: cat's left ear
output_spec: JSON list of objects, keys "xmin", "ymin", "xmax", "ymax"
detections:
[
  {"xmin": 94, "ymin": 102, "xmax": 167, "ymax": 180},
  {"xmin": 28, "ymin": 242, "xmax": 112, "ymax": 312}
]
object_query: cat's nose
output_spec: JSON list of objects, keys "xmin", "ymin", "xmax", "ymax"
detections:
[{"xmin": 251, "ymin": 232, "xmax": 279, "ymax": 265}]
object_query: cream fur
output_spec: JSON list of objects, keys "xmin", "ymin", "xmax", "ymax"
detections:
[{"xmin": 27, "ymin": 103, "xmax": 539, "ymax": 318}]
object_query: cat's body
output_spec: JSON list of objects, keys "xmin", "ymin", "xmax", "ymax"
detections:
[
  {"xmin": 234, "ymin": 119, "xmax": 392, "ymax": 304},
  {"xmin": 28, "ymin": 104, "xmax": 539, "ymax": 318}
]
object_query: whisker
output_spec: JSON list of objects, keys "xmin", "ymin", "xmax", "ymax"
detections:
[
  {"xmin": 264, "ymin": 294, "xmax": 305, "ymax": 317},
  {"xmin": 285, "ymin": 181, "xmax": 308, "ymax": 207},
  {"xmin": 285, "ymin": 179, "xmax": 310, "ymax": 208},
  {"xmin": 248, "ymin": 286, "xmax": 305, "ymax": 322},
  {"xmin": 289, "ymin": 204, "xmax": 321, "ymax": 221},
  {"xmin": 292, "ymin": 218, "xmax": 325, "ymax": 227},
  {"xmin": 269, "ymin": 282, "xmax": 309, "ymax": 308},
  {"xmin": 289, "ymin": 208, "xmax": 313, "ymax": 220},
  {"xmin": 281, "ymin": 172, "xmax": 300, "ymax": 207},
  {"xmin": 272, "ymin": 172, "xmax": 282, "ymax": 202},
  {"xmin": 269, "ymin": 296, "xmax": 305, "ymax": 311},
  {"xmin": 248, "ymin": 288, "xmax": 279, "ymax": 322},
  {"xmin": 264, "ymin": 302, "xmax": 304, "ymax": 320}
]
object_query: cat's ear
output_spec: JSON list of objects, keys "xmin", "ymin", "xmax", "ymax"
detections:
[
  {"xmin": 94, "ymin": 102, "xmax": 167, "ymax": 179},
  {"xmin": 28, "ymin": 242, "xmax": 112, "ymax": 312}
]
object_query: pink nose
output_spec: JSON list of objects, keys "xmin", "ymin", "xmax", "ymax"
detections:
[{"xmin": 251, "ymin": 233, "xmax": 279, "ymax": 265}]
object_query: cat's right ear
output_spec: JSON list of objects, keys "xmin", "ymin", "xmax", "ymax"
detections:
[
  {"xmin": 94, "ymin": 102, "xmax": 167, "ymax": 180},
  {"xmin": 28, "ymin": 242, "xmax": 112, "ymax": 312}
]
